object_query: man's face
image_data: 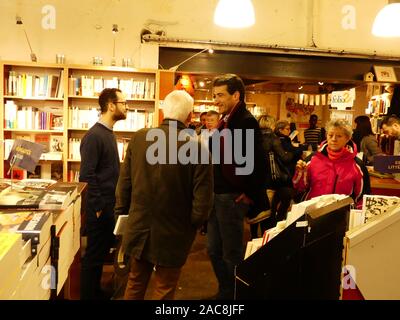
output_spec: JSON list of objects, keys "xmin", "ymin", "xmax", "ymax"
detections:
[
  {"xmin": 112, "ymin": 92, "xmax": 128, "ymax": 121},
  {"xmin": 382, "ymin": 123, "xmax": 400, "ymax": 139},
  {"xmin": 206, "ymin": 115, "xmax": 219, "ymax": 130},
  {"xmin": 309, "ymin": 116, "xmax": 317, "ymax": 127},
  {"xmin": 213, "ymin": 85, "xmax": 239, "ymax": 115},
  {"xmin": 200, "ymin": 115, "xmax": 207, "ymax": 126}
]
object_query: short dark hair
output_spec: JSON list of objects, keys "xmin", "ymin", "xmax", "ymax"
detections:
[
  {"xmin": 200, "ymin": 112, "xmax": 208, "ymax": 118},
  {"xmin": 380, "ymin": 114, "xmax": 400, "ymax": 128},
  {"xmin": 212, "ymin": 74, "xmax": 245, "ymax": 102},
  {"xmin": 354, "ymin": 115, "xmax": 373, "ymax": 137},
  {"xmin": 98, "ymin": 88, "xmax": 122, "ymax": 113},
  {"xmin": 206, "ymin": 110, "xmax": 219, "ymax": 117},
  {"xmin": 310, "ymin": 114, "xmax": 318, "ymax": 121}
]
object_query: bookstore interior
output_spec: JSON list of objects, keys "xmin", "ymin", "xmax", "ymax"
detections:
[{"xmin": 1, "ymin": 0, "xmax": 400, "ymax": 302}]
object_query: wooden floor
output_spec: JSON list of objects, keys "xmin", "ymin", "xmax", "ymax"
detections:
[
  {"xmin": 66, "ymin": 223, "xmax": 252, "ymax": 300},
  {"xmin": 102, "ymin": 232, "xmax": 219, "ymax": 300}
]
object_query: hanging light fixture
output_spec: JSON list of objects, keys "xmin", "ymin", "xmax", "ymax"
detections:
[
  {"xmin": 214, "ymin": 0, "xmax": 255, "ymax": 28},
  {"xmin": 16, "ymin": 16, "xmax": 37, "ymax": 62},
  {"xmin": 111, "ymin": 24, "xmax": 118, "ymax": 66},
  {"xmin": 372, "ymin": 0, "xmax": 400, "ymax": 37}
]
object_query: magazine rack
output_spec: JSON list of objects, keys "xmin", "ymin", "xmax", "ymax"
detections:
[{"xmin": 235, "ymin": 197, "xmax": 353, "ymax": 299}]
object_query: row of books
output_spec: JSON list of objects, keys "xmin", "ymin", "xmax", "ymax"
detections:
[
  {"xmin": 68, "ymin": 76, "xmax": 155, "ymax": 100},
  {"xmin": 4, "ymin": 101, "xmax": 63, "ymax": 130},
  {"xmin": 6, "ymin": 71, "xmax": 64, "ymax": 98},
  {"xmin": 4, "ymin": 134, "xmax": 63, "ymax": 159},
  {"xmin": 0, "ymin": 180, "xmax": 78, "ymax": 211},
  {"xmin": 68, "ymin": 137, "xmax": 129, "ymax": 162}
]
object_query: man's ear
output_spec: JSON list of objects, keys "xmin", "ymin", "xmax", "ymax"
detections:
[
  {"xmin": 233, "ymin": 91, "xmax": 240, "ymax": 102},
  {"xmin": 108, "ymin": 102, "xmax": 115, "ymax": 113},
  {"xmin": 185, "ymin": 112, "xmax": 193, "ymax": 126}
]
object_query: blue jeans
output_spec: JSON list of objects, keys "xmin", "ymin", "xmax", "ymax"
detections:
[{"xmin": 207, "ymin": 193, "xmax": 249, "ymax": 300}]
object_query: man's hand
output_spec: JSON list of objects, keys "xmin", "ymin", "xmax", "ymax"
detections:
[
  {"xmin": 235, "ymin": 193, "xmax": 254, "ymax": 205},
  {"xmin": 96, "ymin": 210, "xmax": 102, "ymax": 218}
]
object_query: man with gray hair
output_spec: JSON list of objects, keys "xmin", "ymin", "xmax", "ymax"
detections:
[{"xmin": 115, "ymin": 89, "xmax": 213, "ymax": 300}]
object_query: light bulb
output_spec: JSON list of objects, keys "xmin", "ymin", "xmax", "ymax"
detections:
[
  {"xmin": 214, "ymin": 0, "xmax": 255, "ymax": 28},
  {"xmin": 372, "ymin": 3, "xmax": 400, "ymax": 37}
]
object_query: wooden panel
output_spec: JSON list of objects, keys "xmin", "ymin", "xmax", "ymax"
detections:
[{"xmin": 159, "ymin": 70, "xmax": 175, "ymax": 100}]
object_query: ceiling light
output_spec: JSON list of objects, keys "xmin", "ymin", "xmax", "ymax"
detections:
[
  {"xmin": 298, "ymin": 85, "xmax": 303, "ymax": 90},
  {"xmin": 214, "ymin": 0, "xmax": 255, "ymax": 28},
  {"xmin": 168, "ymin": 48, "xmax": 213, "ymax": 72},
  {"xmin": 199, "ymin": 81, "xmax": 205, "ymax": 87},
  {"xmin": 372, "ymin": 1, "xmax": 400, "ymax": 37},
  {"xmin": 318, "ymin": 82, "xmax": 324, "ymax": 85}
]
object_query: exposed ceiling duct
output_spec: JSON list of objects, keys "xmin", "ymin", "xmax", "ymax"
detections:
[{"xmin": 142, "ymin": 34, "xmax": 400, "ymax": 61}]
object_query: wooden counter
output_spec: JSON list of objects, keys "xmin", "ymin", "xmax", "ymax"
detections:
[{"xmin": 370, "ymin": 176, "xmax": 400, "ymax": 197}]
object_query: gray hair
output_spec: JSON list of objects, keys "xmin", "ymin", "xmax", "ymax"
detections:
[
  {"xmin": 258, "ymin": 115, "xmax": 276, "ymax": 130},
  {"xmin": 163, "ymin": 90, "xmax": 194, "ymax": 123},
  {"xmin": 325, "ymin": 118, "xmax": 353, "ymax": 138}
]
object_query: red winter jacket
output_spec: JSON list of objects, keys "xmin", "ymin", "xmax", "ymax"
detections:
[{"xmin": 292, "ymin": 141, "xmax": 370, "ymax": 208}]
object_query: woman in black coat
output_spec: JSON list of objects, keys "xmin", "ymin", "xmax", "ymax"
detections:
[{"xmin": 249, "ymin": 115, "xmax": 294, "ymax": 238}]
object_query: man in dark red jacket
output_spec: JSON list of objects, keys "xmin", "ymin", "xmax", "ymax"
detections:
[{"xmin": 208, "ymin": 74, "xmax": 268, "ymax": 299}]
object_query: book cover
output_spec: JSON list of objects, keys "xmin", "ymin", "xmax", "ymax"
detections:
[
  {"xmin": 113, "ymin": 214, "xmax": 128, "ymax": 235},
  {"xmin": 0, "ymin": 211, "xmax": 33, "ymax": 232},
  {"xmin": 7, "ymin": 139, "xmax": 44, "ymax": 173},
  {"xmin": 34, "ymin": 134, "xmax": 50, "ymax": 153},
  {"xmin": 50, "ymin": 135, "xmax": 63, "ymax": 152},
  {"xmin": 47, "ymin": 182, "xmax": 78, "ymax": 201},
  {"xmin": 0, "ymin": 187, "xmax": 46, "ymax": 209},
  {"xmin": 15, "ymin": 211, "xmax": 51, "ymax": 247},
  {"xmin": 362, "ymin": 195, "xmax": 400, "ymax": 223}
]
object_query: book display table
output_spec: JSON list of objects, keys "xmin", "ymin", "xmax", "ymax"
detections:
[{"xmin": 0, "ymin": 180, "xmax": 86, "ymax": 299}]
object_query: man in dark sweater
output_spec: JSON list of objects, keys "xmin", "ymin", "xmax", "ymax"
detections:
[
  {"xmin": 79, "ymin": 88, "xmax": 127, "ymax": 300},
  {"xmin": 208, "ymin": 74, "xmax": 268, "ymax": 299}
]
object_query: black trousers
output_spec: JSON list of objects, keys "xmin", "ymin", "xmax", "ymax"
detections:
[{"xmin": 80, "ymin": 201, "xmax": 115, "ymax": 300}]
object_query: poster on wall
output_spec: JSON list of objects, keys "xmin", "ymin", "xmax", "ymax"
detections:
[{"xmin": 330, "ymin": 89, "xmax": 355, "ymax": 110}]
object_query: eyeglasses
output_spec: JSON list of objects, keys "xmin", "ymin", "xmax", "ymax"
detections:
[{"xmin": 114, "ymin": 101, "xmax": 127, "ymax": 107}]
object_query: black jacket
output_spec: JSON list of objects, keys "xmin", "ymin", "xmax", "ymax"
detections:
[{"xmin": 211, "ymin": 102, "xmax": 268, "ymax": 212}]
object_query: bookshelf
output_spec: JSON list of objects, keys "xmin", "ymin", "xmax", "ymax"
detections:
[{"xmin": 1, "ymin": 61, "xmax": 159, "ymax": 182}]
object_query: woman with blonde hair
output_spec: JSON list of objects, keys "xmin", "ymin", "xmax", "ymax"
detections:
[
  {"xmin": 293, "ymin": 119, "xmax": 370, "ymax": 208},
  {"xmin": 247, "ymin": 115, "xmax": 294, "ymax": 238}
]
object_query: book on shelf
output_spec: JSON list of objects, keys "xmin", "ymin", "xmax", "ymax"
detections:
[{"xmin": 34, "ymin": 134, "xmax": 50, "ymax": 153}]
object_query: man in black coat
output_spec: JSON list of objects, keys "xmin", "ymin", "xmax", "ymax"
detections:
[{"xmin": 208, "ymin": 74, "xmax": 268, "ymax": 299}]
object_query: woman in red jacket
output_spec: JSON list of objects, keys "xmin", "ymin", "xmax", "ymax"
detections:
[{"xmin": 293, "ymin": 119, "xmax": 370, "ymax": 208}]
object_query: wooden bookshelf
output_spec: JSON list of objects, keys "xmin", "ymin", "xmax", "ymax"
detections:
[{"xmin": 0, "ymin": 61, "xmax": 159, "ymax": 181}]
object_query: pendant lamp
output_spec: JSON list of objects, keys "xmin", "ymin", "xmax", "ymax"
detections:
[
  {"xmin": 372, "ymin": 0, "xmax": 400, "ymax": 37},
  {"xmin": 214, "ymin": 0, "xmax": 255, "ymax": 28}
]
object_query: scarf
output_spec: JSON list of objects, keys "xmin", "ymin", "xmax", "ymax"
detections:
[{"xmin": 327, "ymin": 145, "xmax": 351, "ymax": 161}]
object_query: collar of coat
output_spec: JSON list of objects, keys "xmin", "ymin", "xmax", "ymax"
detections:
[{"xmin": 161, "ymin": 118, "xmax": 187, "ymax": 130}]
